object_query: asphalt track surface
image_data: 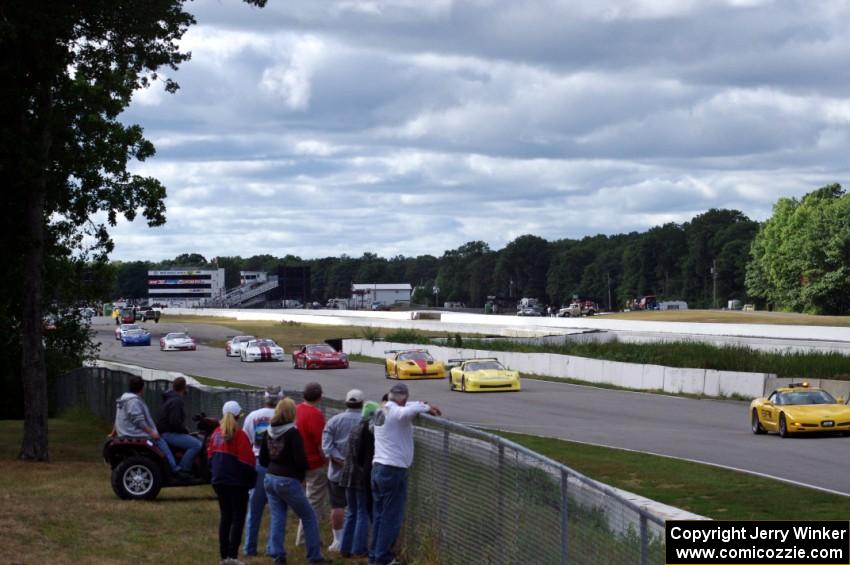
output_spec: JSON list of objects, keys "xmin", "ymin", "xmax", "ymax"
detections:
[{"xmin": 96, "ymin": 318, "xmax": 850, "ymax": 496}]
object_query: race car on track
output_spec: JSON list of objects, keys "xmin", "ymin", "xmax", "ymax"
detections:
[
  {"xmin": 160, "ymin": 332, "xmax": 196, "ymax": 351},
  {"xmin": 751, "ymin": 382, "xmax": 850, "ymax": 437},
  {"xmin": 115, "ymin": 323, "xmax": 142, "ymax": 340},
  {"xmin": 448, "ymin": 358, "xmax": 521, "ymax": 392},
  {"xmin": 292, "ymin": 344, "xmax": 349, "ymax": 369},
  {"xmin": 384, "ymin": 349, "xmax": 445, "ymax": 380},
  {"xmin": 241, "ymin": 339, "xmax": 285, "ymax": 362},
  {"xmin": 225, "ymin": 335, "xmax": 256, "ymax": 357},
  {"xmin": 121, "ymin": 328, "xmax": 151, "ymax": 347}
]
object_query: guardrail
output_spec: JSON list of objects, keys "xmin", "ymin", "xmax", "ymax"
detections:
[{"xmin": 55, "ymin": 367, "xmax": 702, "ymax": 564}]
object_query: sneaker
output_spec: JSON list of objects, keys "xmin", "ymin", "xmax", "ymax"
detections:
[
  {"xmin": 327, "ymin": 540, "xmax": 341, "ymax": 552},
  {"xmin": 386, "ymin": 560, "xmax": 403, "ymax": 565}
]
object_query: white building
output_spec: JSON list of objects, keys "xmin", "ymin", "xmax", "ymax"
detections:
[
  {"xmin": 351, "ymin": 283, "xmax": 412, "ymax": 309},
  {"xmin": 147, "ymin": 268, "xmax": 226, "ymax": 307},
  {"xmin": 239, "ymin": 271, "xmax": 268, "ymax": 286}
]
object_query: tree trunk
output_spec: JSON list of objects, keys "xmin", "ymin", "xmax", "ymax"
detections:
[{"xmin": 18, "ymin": 90, "xmax": 51, "ymax": 462}]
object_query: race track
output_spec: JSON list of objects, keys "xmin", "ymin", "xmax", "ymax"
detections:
[{"xmin": 96, "ymin": 318, "xmax": 850, "ymax": 496}]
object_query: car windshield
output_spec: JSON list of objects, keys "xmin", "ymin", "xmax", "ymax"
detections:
[
  {"xmin": 125, "ymin": 329, "xmax": 147, "ymax": 336},
  {"xmin": 399, "ymin": 351, "xmax": 432, "ymax": 362},
  {"xmin": 169, "ymin": 333, "xmax": 189, "ymax": 339},
  {"xmin": 465, "ymin": 360, "xmax": 504, "ymax": 371},
  {"xmin": 122, "ymin": 325, "xmax": 140, "ymax": 331},
  {"xmin": 253, "ymin": 339, "xmax": 276, "ymax": 347},
  {"xmin": 307, "ymin": 345, "xmax": 335, "ymax": 353},
  {"xmin": 778, "ymin": 390, "xmax": 836, "ymax": 405}
]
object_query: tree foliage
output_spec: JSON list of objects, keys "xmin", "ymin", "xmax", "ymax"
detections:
[
  {"xmin": 746, "ymin": 184, "xmax": 850, "ymax": 314},
  {"xmin": 1, "ymin": 0, "xmax": 264, "ymax": 459}
]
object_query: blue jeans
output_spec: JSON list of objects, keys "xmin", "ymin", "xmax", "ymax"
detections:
[
  {"xmin": 153, "ymin": 437, "xmax": 179, "ymax": 473},
  {"xmin": 161, "ymin": 432, "xmax": 202, "ymax": 472},
  {"xmin": 341, "ymin": 486, "xmax": 370, "ymax": 556},
  {"xmin": 264, "ymin": 474, "xmax": 323, "ymax": 563},
  {"xmin": 243, "ymin": 463, "xmax": 267, "ymax": 556},
  {"xmin": 371, "ymin": 463, "xmax": 408, "ymax": 565}
]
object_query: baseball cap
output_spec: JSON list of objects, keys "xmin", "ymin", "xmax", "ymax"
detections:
[
  {"xmin": 346, "ymin": 389, "xmax": 364, "ymax": 404},
  {"xmin": 222, "ymin": 400, "xmax": 242, "ymax": 417},
  {"xmin": 389, "ymin": 383, "xmax": 409, "ymax": 396},
  {"xmin": 362, "ymin": 401, "xmax": 379, "ymax": 419}
]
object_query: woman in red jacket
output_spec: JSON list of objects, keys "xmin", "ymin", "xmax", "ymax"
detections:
[{"xmin": 208, "ymin": 400, "xmax": 257, "ymax": 565}]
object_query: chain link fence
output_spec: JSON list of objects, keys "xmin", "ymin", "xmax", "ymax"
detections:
[{"xmin": 56, "ymin": 367, "xmax": 666, "ymax": 564}]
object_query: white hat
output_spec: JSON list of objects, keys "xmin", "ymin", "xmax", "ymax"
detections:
[
  {"xmin": 222, "ymin": 400, "xmax": 242, "ymax": 417},
  {"xmin": 345, "ymin": 389, "xmax": 364, "ymax": 404}
]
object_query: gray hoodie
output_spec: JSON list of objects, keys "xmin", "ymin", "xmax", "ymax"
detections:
[{"xmin": 114, "ymin": 392, "xmax": 157, "ymax": 438}]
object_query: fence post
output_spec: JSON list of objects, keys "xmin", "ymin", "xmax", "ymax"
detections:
[
  {"xmin": 497, "ymin": 443, "xmax": 505, "ymax": 565},
  {"xmin": 561, "ymin": 468, "xmax": 568, "ymax": 565},
  {"xmin": 439, "ymin": 427, "xmax": 450, "ymax": 561},
  {"xmin": 640, "ymin": 514, "xmax": 648, "ymax": 565}
]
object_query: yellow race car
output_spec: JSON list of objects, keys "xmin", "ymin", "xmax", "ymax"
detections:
[
  {"xmin": 750, "ymin": 382, "xmax": 850, "ymax": 437},
  {"xmin": 448, "ymin": 358, "xmax": 521, "ymax": 393},
  {"xmin": 384, "ymin": 349, "xmax": 446, "ymax": 380}
]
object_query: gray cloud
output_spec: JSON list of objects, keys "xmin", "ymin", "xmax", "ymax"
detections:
[{"xmin": 108, "ymin": 0, "xmax": 850, "ymax": 261}]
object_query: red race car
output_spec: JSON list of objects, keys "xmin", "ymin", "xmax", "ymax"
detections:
[{"xmin": 292, "ymin": 343, "xmax": 349, "ymax": 370}]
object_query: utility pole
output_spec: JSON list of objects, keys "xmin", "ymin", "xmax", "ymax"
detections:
[{"xmin": 711, "ymin": 260, "xmax": 717, "ymax": 309}]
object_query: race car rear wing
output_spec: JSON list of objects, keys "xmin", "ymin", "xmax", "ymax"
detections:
[
  {"xmin": 447, "ymin": 357, "xmax": 498, "ymax": 364},
  {"xmin": 384, "ymin": 348, "xmax": 426, "ymax": 355}
]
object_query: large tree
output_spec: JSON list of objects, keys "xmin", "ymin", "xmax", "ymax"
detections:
[
  {"xmin": 2, "ymin": 0, "xmax": 263, "ymax": 461},
  {"xmin": 746, "ymin": 184, "xmax": 850, "ymax": 314}
]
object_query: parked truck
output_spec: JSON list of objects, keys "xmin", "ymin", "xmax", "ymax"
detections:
[{"xmin": 556, "ymin": 301, "xmax": 597, "ymax": 317}]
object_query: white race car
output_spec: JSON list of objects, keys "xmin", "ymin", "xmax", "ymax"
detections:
[
  {"xmin": 225, "ymin": 335, "xmax": 256, "ymax": 357},
  {"xmin": 159, "ymin": 332, "xmax": 196, "ymax": 351},
  {"xmin": 241, "ymin": 339, "xmax": 285, "ymax": 362},
  {"xmin": 115, "ymin": 323, "xmax": 143, "ymax": 340}
]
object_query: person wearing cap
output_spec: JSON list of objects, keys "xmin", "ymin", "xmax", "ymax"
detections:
[
  {"xmin": 241, "ymin": 385, "xmax": 281, "ymax": 557},
  {"xmin": 295, "ymin": 382, "xmax": 329, "ymax": 547},
  {"xmin": 371, "ymin": 383, "xmax": 441, "ymax": 565},
  {"xmin": 321, "ymin": 389, "xmax": 366, "ymax": 553},
  {"xmin": 209, "ymin": 400, "xmax": 257, "ymax": 565},
  {"xmin": 339, "ymin": 400, "xmax": 380, "ymax": 559}
]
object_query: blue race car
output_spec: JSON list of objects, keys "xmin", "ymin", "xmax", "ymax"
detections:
[{"xmin": 121, "ymin": 328, "xmax": 151, "ymax": 346}]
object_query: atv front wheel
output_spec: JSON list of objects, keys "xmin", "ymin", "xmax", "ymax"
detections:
[{"xmin": 112, "ymin": 456, "xmax": 163, "ymax": 500}]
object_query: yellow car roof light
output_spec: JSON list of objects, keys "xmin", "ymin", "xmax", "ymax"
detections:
[{"xmin": 788, "ymin": 381, "xmax": 809, "ymax": 388}]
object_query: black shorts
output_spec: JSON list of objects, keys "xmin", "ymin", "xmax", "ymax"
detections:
[{"xmin": 328, "ymin": 480, "xmax": 346, "ymax": 508}]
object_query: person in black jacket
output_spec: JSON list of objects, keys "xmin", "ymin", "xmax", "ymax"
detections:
[
  {"xmin": 338, "ymin": 400, "xmax": 379, "ymax": 558},
  {"xmin": 261, "ymin": 397, "xmax": 325, "ymax": 565},
  {"xmin": 156, "ymin": 377, "xmax": 202, "ymax": 474}
]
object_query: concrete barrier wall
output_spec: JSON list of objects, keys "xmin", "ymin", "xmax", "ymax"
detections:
[
  {"xmin": 343, "ymin": 339, "xmax": 770, "ymax": 398},
  {"xmin": 93, "ymin": 360, "xmax": 202, "ymax": 387}
]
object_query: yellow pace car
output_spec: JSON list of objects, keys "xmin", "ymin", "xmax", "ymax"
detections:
[
  {"xmin": 751, "ymin": 382, "xmax": 850, "ymax": 437},
  {"xmin": 448, "ymin": 358, "xmax": 521, "ymax": 393},
  {"xmin": 384, "ymin": 349, "xmax": 446, "ymax": 380}
]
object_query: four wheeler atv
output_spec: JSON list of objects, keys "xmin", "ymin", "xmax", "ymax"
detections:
[{"xmin": 103, "ymin": 414, "xmax": 218, "ymax": 500}]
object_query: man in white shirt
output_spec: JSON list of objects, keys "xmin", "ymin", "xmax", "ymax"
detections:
[
  {"xmin": 370, "ymin": 383, "xmax": 440, "ymax": 565},
  {"xmin": 242, "ymin": 386, "xmax": 281, "ymax": 557}
]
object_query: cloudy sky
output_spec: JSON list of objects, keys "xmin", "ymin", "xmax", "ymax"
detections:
[{"xmin": 112, "ymin": 0, "xmax": 850, "ymax": 261}]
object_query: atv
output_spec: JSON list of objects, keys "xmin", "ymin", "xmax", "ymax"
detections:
[{"xmin": 103, "ymin": 413, "xmax": 218, "ymax": 500}]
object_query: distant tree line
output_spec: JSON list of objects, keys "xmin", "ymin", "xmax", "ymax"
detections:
[{"xmin": 109, "ymin": 208, "xmax": 761, "ymax": 310}]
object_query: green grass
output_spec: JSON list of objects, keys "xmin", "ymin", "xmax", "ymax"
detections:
[
  {"xmin": 496, "ymin": 429, "xmax": 850, "ymax": 520},
  {"xmin": 459, "ymin": 337, "xmax": 850, "ymax": 381},
  {"xmin": 0, "ymin": 413, "xmax": 373, "ymax": 565},
  {"xmin": 191, "ymin": 374, "xmax": 261, "ymax": 389},
  {"xmin": 605, "ymin": 309, "xmax": 850, "ymax": 327}
]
